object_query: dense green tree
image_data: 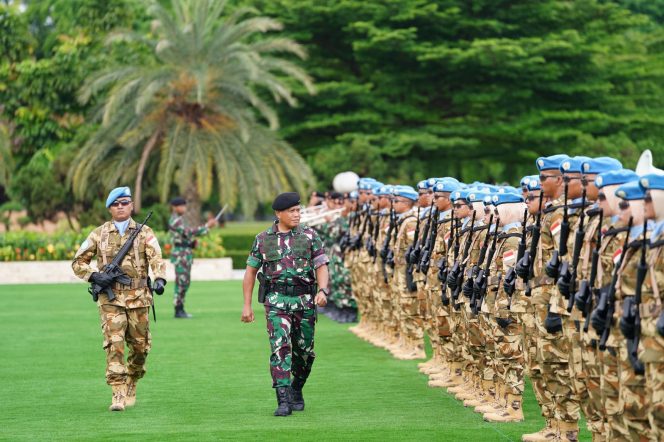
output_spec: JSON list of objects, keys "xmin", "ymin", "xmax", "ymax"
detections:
[
  {"xmin": 70, "ymin": 0, "xmax": 316, "ymax": 218},
  {"xmin": 0, "ymin": 123, "xmax": 11, "ymax": 187}
]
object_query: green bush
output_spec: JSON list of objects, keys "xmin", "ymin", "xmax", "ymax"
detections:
[{"xmin": 226, "ymin": 250, "xmax": 249, "ymax": 269}]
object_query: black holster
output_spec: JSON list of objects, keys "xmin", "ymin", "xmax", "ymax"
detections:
[{"xmin": 257, "ymin": 273, "xmax": 268, "ymax": 304}]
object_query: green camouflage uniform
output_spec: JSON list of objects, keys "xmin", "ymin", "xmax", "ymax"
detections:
[
  {"xmin": 327, "ymin": 216, "xmax": 355, "ymax": 310},
  {"xmin": 247, "ymin": 221, "xmax": 329, "ymax": 388},
  {"xmin": 72, "ymin": 219, "xmax": 166, "ymax": 385},
  {"xmin": 168, "ymin": 214, "xmax": 208, "ymax": 308}
]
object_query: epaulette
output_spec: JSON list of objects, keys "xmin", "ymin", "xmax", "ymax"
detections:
[
  {"xmin": 498, "ymin": 232, "xmax": 522, "ymax": 240},
  {"xmin": 602, "ymin": 226, "xmax": 629, "ymax": 238}
]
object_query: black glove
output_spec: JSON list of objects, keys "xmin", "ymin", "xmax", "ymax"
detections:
[
  {"xmin": 545, "ymin": 251, "xmax": 561, "ymax": 279},
  {"xmin": 574, "ymin": 280, "xmax": 590, "ymax": 313},
  {"xmin": 153, "ymin": 278, "xmax": 166, "ymax": 295},
  {"xmin": 462, "ymin": 278, "xmax": 474, "ymax": 298},
  {"xmin": 446, "ymin": 271, "xmax": 458, "ymax": 290},
  {"xmin": 503, "ymin": 268, "xmax": 516, "ymax": 295},
  {"xmin": 90, "ymin": 272, "xmax": 113, "ymax": 288},
  {"xmin": 657, "ymin": 311, "xmax": 664, "ymax": 337},
  {"xmin": 590, "ymin": 307, "xmax": 606, "ymax": 335},
  {"xmin": 545, "ymin": 311, "xmax": 563, "ymax": 333},
  {"xmin": 619, "ymin": 298, "xmax": 637, "ymax": 340},
  {"xmin": 515, "ymin": 253, "xmax": 530, "ymax": 279},
  {"xmin": 496, "ymin": 317, "xmax": 513, "ymax": 329}
]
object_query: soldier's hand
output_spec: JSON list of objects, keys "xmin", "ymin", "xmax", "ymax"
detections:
[
  {"xmin": 90, "ymin": 272, "xmax": 113, "ymax": 288},
  {"xmin": 206, "ymin": 219, "xmax": 217, "ymax": 229},
  {"xmin": 153, "ymin": 278, "xmax": 166, "ymax": 295},
  {"xmin": 241, "ymin": 305, "xmax": 255, "ymax": 323},
  {"xmin": 315, "ymin": 292, "xmax": 328, "ymax": 307}
]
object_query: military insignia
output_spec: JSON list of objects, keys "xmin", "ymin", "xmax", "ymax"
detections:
[
  {"xmin": 596, "ymin": 176, "xmax": 603, "ymax": 187},
  {"xmin": 551, "ymin": 220, "xmax": 561, "ymax": 236},
  {"xmin": 444, "ymin": 232, "xmax": 451, "ymax": 242},
  {"xmin": 562, "ymin": 161, "xmax": 570, "ymax": 171},
  {"xmin": 613, "ymin": 248, "xmax": 622, "ymax": 265},
  {"xmin": 146, "ymin": 234, "xmax": 161, "ymax": 254},
  {"xmin": 641, "ymin": 178, "xmax": 649, "ymax": 188},
  {"xmin": 503, "ymin": 250, "xmax": 515, "ymax": 264},
  {"xmin": 617, "ymin": 190, "xmax": 625, "ymax": 198},
  {"xmin": 538, "ymin": 159, "xmax": 544, "ymax": 167},
  {"xmin": 75, "ymin": 239, "xmax": 90, "ymax": 258}
]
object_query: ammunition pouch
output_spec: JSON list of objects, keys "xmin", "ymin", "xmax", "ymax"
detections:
[
  {"xmin": 619, "ymin": 297, "xmax": 637, "ymax": 340},
  {"xmin": 545, "ymin": 310, "xmax": 563, "ymax": 334},
  {"xmin": 545, "ymin": 251, "xmax": 561, "ymax": 279}
]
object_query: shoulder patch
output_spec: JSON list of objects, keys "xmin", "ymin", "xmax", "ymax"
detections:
[
  {"xmin": 503, "ymin": 250, "xmax": 516, "ymax": 264},
  {"xmin": 551, "ymin": 220, "xmax": 561, "ymax": 236},
  {"xmin": 147, "ymin": 234, "xmax": 161, "ymax": 254},
  {"xmin": 75, "ymin": 239, "xmax": 90, "ymax": 258},
  {"xmin": 613, "ymin": 248, "xmax": 622, "ymax": 265}
]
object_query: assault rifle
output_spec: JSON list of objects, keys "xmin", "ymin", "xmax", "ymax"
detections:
[
  {"xmin": 449, "ymin": 211, "xmax": 476, "ymax": 309},
  {"xmin": 380, "ymin": 201, "xmax": 397, "ymax": 283},
  {"xmin": 515, "ymin": 191, "xmax": 544, "ymax": 297},
  {"xmin": 503, "ymin": 209, "xmax": 529, "ymax": 300},
  {"xmin": 593, "ymin": 216, "xmax": 632, "ymax": 351},
  {"xmin": 472, "ymin": 218, "xmax": 500, "ymax": 315},
  {"xmin": 89, "ymin": 212, "xmax": 153, "ymax": 302},
  {"xmin": 419, "ymin": 208, "xmax": 440, "ymax": 280},
  {"xmin": 405, "ymin": 206, "xmax": 421, "ymax": 292},
  {"xmin": 411, "ymin": 202, "xmax": 435, "ymax": 271},
  {"xmin": 545, "ymin": 177, "xmax": 570, "ymax": 280},
  {"xmin": 577, "ymin": 208, "xmax": 603, "ymax": 332},
  {"xmin": 463, "ymin": 214, "xmax": 493, "ymax": 299},
  {"xmin": 350, "ymin": 207, "xmax": 369, "ymax": 251},
  {"xmin": 439, "ymin": 212, "xmax": 456, "ymax": 306},
  {"xmin": 563, "ymin": 186, "xmax": 587, "ymax": 312}
]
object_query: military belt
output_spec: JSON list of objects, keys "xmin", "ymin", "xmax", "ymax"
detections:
[
  {"xmin": 639, "ymin": 302, "xmax": 662, "ymax": 319},
  {"xmin": 269, "ymin": 283, "xmax": 315, "ymax": 296},
  {"xmin": 112, "ymin": 278, "xmax": 148, "ymax": 290}
]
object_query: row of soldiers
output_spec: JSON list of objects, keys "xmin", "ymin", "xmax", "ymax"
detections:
[{"xmin": 333, "ymin": 155, "xmax": 663, "ymax": 442}]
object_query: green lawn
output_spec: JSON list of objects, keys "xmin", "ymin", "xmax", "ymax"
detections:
[{"xmin": 0, "ymin": 282, "xmax": 590, "ymax": 441}]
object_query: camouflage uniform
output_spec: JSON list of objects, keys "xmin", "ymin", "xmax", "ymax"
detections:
[
  {"xmin": 246, "ymin": 222, "xmax": 329, "ymax": 388},
  {"xmin": 72, "ymin": 219, "xmax": 166, "ymax": 385},
  {"xmin": 168, "ymin": 213, "xmax": 208, "ymax": 309},
  {"xmin": 327, "ymin": 216, "xmax": 356, "ymax": 312}
]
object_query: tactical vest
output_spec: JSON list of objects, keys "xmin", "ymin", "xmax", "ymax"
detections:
[
  {"xmin": 260, "ymin": 229, "xmax": 312, "ymax": 281},
  {"xmin": 98, "ymin": 222, "xmax": 146, "ymax": 277}
]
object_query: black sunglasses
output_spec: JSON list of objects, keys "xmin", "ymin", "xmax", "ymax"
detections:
[
  {"xmin": 645, "ymin": 193, "xmax": 653, "ymax": 203},
  {"xmin": 539, "ymin": 174, "xmax": 557, "ymax": 182},
  {"xmin": 597, "ymin": 192, "xmax": 607, "ymax": 201},
  {"xmin": 110, "ymin": 200, "xmax": 132, "ymax": 208},
  {"xmin": 453, "ymin": 202, "xmax": 468, "ymax": 209},
  {"xmin": 618, "ymin": 200, "xmax": 630, "ymax": 210}
]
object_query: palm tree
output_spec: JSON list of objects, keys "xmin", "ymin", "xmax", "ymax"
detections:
[{"xmin": 69, "ymin": 0, "xmax": 315, "ymax": 216}]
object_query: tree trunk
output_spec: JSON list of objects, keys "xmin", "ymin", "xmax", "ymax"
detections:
[
  {"xmin": 183, "ymin": 181, "xmax": 202, "ymax": 226},
  {"xmin": 134, "ymin": 129, "xmax": 161, "ymax": 212}
]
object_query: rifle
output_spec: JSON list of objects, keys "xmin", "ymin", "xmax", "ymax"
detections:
[
  {"xmin": 439, "ymin": 212, "xmax": 456, "ymax": 306},
  {"xmin": 450, "ymin": 211, "xmax": 477, "ymax": 308},
  {"xmin": 411, "ymin": 202, "xmax": 435, "ymax": 270},
  {"xmin": 593, "ymin": 216, "xmax": 633, "ymax": 351},
  {"xmin": 380, "ymin": 201, "xmax": 397, "ymax": 283},
  {"xmin": 419, "ymin": 207, "xmax": 440, "ymax": 280},
  {"xmin": 473, "ymin": 217, "xmax": 500, "ymax": 315},
  {"xmin": 351, "ymin": 207, "xmax": 369, "ymax": 251},
  {"xmin": 564, "ymin": 186, "xmax": 587, "ymax": 312},
  {"xmin": 579, "ymin": 209, "xmax": 603, "ymax": 332},
  {"xmin": 214, "ymin": 204, "xmax": 229, "ymax": 222},
  {"xmin": 88, "ymin": 212, "xmax": 153, "ymax": 302},
  {"xmin": 464, "ymin": 214, "xmax": 493, "ymax": 299},
  {"xmin": 502, "ymin": 209, "xmax": 528, "ymax": 303},
  {"xmin": 545, "ymin": 178, "xmax": 569, "ymax": 279},
  {"xmin": 515, "ymin": 191, "xmax": 544, "ymax": 297},
  {"xmin": 369, "ymin": 210, "xmax": 381, "ymax": 262},
  {"xmin": 405, "ymin": 206, "xmax": 421, "ymax": 292},
  {"xmin": 620, "ymin": 218, "xmax": 647, "ymax": 374}
]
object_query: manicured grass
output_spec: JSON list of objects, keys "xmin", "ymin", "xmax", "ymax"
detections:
[{"xmin": 0, "ymin": 282, "xmax": 590, "ymax": 441}]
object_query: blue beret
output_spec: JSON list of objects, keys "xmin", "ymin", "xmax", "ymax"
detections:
[
  {"xmin": 451, "ymin": 188, "xmax": 471, "ymax": 202},
  {"xmin": 272, "ymin": 192, "xmax": 301, "ymax": 210},
  {"xmin": 536, "ymin": 154, "xmax": 570, "ymax": 172},
  {"xmin": 417, "ymin": 180, "xmax": 428, "ymax": 190},
  {"xmin": 561, "ymin": 156, "xmax": 592, "ymax": 174},
  {"xmin": 639, "ymin": 174, "xmax": 664, "ymax": 191},
  {"xmin": 433, "ymin": 180, "xmax": 460, "ymax": 193},
  {"xmin": 492, "ymin": 192, "xmax": 525, "ymax": 205},
  {"xmin": 369, "ymin": 181, "xmax": 384, "ymax": 192},
  {"xmin": 526, "ymin": 176, "xmax": 541, "ymax": 191},
  {"xmin": 467, "ymin": 190, "xmax": 489, "ymax": 203},
  {"xmin": 498, "ymin": 185, "xmax": 520, "ymax": 195},
  {"xmin": 374, "ymin": 185, "xmax": 394, "ymax": 196},
  {"xmin": 582, "ymin": 157, "xmax": 622, "ymax": 175},
  {"xmin": 615, "ymin": 181, "xmax": 646, "ymax": 201},
  {"xmin": 520, "ymin": 176, "xmax": 532, "ymax": 188},
  {"xmin": 595, "ymin": 169, "xmax": 638, "ymax": 189},
  {"xmin": 392, "ymin": 185, "xmax": 418, "ymax": 202},
  {"xmin": 349, "ymin": 190, "xmax": 359, "ymax": 200},
  {"xmin": 483, "ymin": 193, "xmax": 495, "ymax": 205},
  {"xmin": 426, "ymin": 178, "xmax": 438, "ymax": 189},
  {"xmin": 106, "ymin": 186, "xmax": 131, "ymax": 208},
  {"xmin": 358, "ymin": 178, "xmax": 378, "ymax": 190}
]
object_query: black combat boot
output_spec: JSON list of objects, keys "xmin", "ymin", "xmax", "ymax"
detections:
[
  {"xmin": 274, "ymin": 387, "xmax": 292, "ymax": 416},
  {"xmin": 290, "ymin": 378, "xmax": 305, "ymax": 411},
  {"xmin": 174, "ymin": 305, "xmax": 192, "ymax": 319}
]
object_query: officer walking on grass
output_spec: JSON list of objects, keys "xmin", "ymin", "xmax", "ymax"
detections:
[
  {"xmin": 241, "ymin": 192, "xmax": 330, "ymax": 417},
  {"xmin": 168, "ymin": 197, "xmax": 217, "ymax": 318},
  {"xmin": 72, "ymin": 186, "xmax": 167, "ymax": 411}
]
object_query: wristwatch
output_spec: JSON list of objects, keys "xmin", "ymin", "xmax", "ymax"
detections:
[{"xmin": 318, "ymin": 287, "xmax": 330, "ymax": 296}]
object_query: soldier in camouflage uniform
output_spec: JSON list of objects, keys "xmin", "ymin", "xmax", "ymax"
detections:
[
  {"xmin": 168, "ymin": 197, "xmax": 217, "ymax": 318},
  {"xmin": 72, "ymin": 186, "xmax": 166, "ymax": 411},
  {"xmin": 242, "ymin": 192, "xmax": 329, "ymax": 417}
]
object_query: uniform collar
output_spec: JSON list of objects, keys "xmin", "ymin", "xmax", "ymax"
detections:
[
  {"xmin": 439, "ymin": 209, "xmax": 452, "ymax": 221},
  {"xmin": 651, "ymin": 220, "xmax": 664, "ymax": 243},
  {"xmin": 268, "ymin": 220, "xmax": 303, "ymax": 235},
  {"xmin": 108, "ymin": 218, "xmax": 136, "ymax": 232},
  {"xmin": 502, "ymin": 221, "xmax": 521, "ymax": 232}
]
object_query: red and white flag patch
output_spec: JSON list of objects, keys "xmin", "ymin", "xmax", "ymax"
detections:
[
  {"xmin": 551, "ymin": 220, "xmax": 561, "ymax": 236},
  {"xmin": 613, "ymin": 247, "xmax": 622, "ymax": 265},
  {"xmin": 444, "ymin": 232, "xmax": 451, "ymax": 242},
  {"xmin": 503, "ymin": 250, "xmax": 516, "ymax": 264},
  {"xmin": 147, "ymin": 235, "xmax": 161, "ymax": 254}
]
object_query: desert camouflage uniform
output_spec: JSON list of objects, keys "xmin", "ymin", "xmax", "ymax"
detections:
[
  {"xmin": 168, "ymin": 213, "xmax": 208, "ymax": 308},
  {"xmin": 246, "ymin": 221, "xmax": 329, "ymax": 388},
  {"xmin": 72, "ymin": 219, "xmax": 166, "ymax": 385}
]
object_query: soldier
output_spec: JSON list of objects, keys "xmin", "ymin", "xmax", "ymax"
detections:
[
  {"xmin": 72, "ymin": 186, "xmax": 167, "ymax": 411},
  {"xmin": 637, "ymin": 174, "xmax": 664, "ymax": 439},
  {"xmin": 168, "ymin": 197, "xmax": 217, "ymax": 318},
  {"xmin": 241, "ymin": 192, "xmax": 329, "ymax": 417}
]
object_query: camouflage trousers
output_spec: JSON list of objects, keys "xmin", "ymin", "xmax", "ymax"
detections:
[
  {"xmin": 99, "ymin": 304, "xmax": 151, "ymax": 386},
  {"xmin": 639, "ymin": 314, "xmax": 664, "ymax": 440},
  {"xmin": 600, "ymin": 344, "xmax": 630, "ymax": 439},
  {"xmin": 429, "ymin": 288, "xmax": 453, "ymax": 362},
  {"xmin": 532, "ymin": 286, "xmax": 580, "ymax": 423},
  {"xmin": 477, "ymin": 311, "xmax": 494, "ymax": 382},
  {"xmin": 516, "ymin": 310, "xmax": 555, "ymax": 420},
  {"xmin": 448, "ymin": 300, "xmax": 467, "ymax": 363},
  {"xmin": 265, "ymin": 304, "xmax": 316, "ymax": 388},
  {"xmin": 493, "ymin": 314, "xmax": 525, "ymax": 395},
  {"xmin": 171, "ymin": 249, "xmax": 193, "ymax": 307},
  {"xmin": 619, "ymin": 343, "xmax": 652, "ymax": 441}
]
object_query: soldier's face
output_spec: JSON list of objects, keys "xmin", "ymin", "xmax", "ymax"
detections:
[
  {"xmin": 433, "ymin": 192, "xmax": 451, "ymax": 211},
  {"xmin": 108, "ymin": 199, "xmax": 133, "ymax": 222},
  {"xmin": 540, "ymin": 171, "xmax": 562, "ymax": 198},
  {"xmin": 526, "ymin": 191, "xmax": 541, "ymax": 215},
  {"xmin": 276, "ymin": 205, "xmax": 301, "ymax": 229},
  {"xmin": 453, "ymin": 202, "xmax": 470, "ymax": 219},
  {"xmin": 584, "ymin": 175, "xmax": 598, "ymax": 200},
  {"xmin": 173, "ymin": 204, "xmax": 187, "ymax": 215},
  {"xmin": 565, "ymin": 173, "xmax": 583, "ymax": 199},
  {"xmin": 644, "ymin": 192, "xmax": 656, "ymax": 220},
  {"xmin": 418, "ymin": 191, "xmax": 432, "ymax": 207}
]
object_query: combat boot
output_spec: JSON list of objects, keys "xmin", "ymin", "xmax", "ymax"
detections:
[
  {"xmin": 454, "ymin": 374, "xmax": 479, "ymax": 401},
  {"xmin": 274, "ymin": 387, "xmax": 292, "ymax": 417},
  {"xmin": 174, "ymin": 305, "xmax": 192, "ymax": 319},
  {"xmin": 109, "ymin": 384, "xmax": 127, "ymax": 412},
  {"xmin": 466, "ymin": 378, "xmax": 491, "ymax": 407},
  {"xmin": 125, "ymin": 378, "xmax": 137, "ymax": 407},
  {"xmin": 483, "ymin": 393, "xmax": 524, "ymax": 423},
  {"xmin": 475, "ymin": 382, "xmax": 503, "ymax": 414},
  {"xmin": 521, "ymin": 419, "xmax": 557, "ymax": 442},
  {"xmin": 557, "ymin": 420, "xmax": 579, "ymax": 442},
  {"xmin": 289, "ymin": 378, "xmax": 305, "ymax": 411},
  {"xmin": 448, "ymin": 372, "xmax": 472, "ymax": 395},
  {"xmin": 430, "ymin": 361, "xmax": 463, "ymax": 388}
]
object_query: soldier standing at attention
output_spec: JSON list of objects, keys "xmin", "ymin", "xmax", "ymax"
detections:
[
  {"xmin": 72, "ymin": 186, "xmax": 167, "ymax": 411},
  {"xmin": 241, "ymin": 192, "xmax": 330, "ymax": 417},
  {"xmin": 168, "ymin": 197, "xmax": 217, "ymax": 318}
]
